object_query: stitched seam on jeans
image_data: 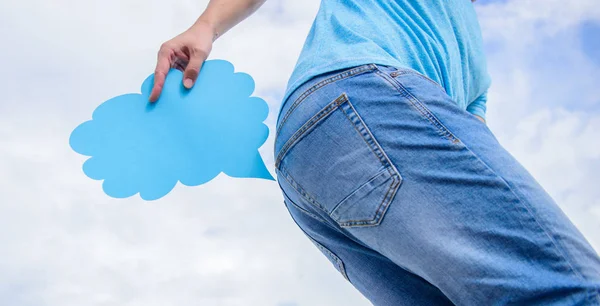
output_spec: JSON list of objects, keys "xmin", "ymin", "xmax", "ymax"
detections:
[
  {"xmin": 374, "ymin": 69, "xmax": 462, "ymax": 145},
  {"xmin": 339, "ymin": 174, "xmax": 401, "ymax": 227},
  {"xmin": 337, "ymin": 171, "xmax": 399, "ymax": 227},
  {"xmin": 276, "ymin": 77, "xmax": 403, "ymax": 228},
  {"xmin": 338, "ymin": 98, "xmax": 386, "ymax": 166},
  {"xmin": 311, "ymin": 238, "xmax": 350, "ymax": 281},
  {"xmin": 308, "ymin": 235, "xmax": 350, "ymax": 282},
  {"xmin": 390, "ymin": 69, "xmax": 446, "ymax": 92},
  {"xmin": 278, "ymin": 170, "xmax": 349, "ymax": 235},
  {"xmin": 399, "ymin": 83, "xmax": 461, "ymax": 144},
  {"xmin": 336, "ymin": 95, "xmax": 402, "ymax": 226},
  {"xmin": 286, "ymin": 199, "xmax": 327, "ymax": 225},
  {"xmin": 279, "ymin": 145, "xmax": 399, "ymax": 228},
  {"xmin": 339, "ymin": 97, "xmax": 390, "ymax": 167},
  {"xmin": 331, "ymin": 168, "xmax": 388, "ymax": 218},
  {"xmin": 278, "ymin": 183, "xmax": 328, "ymax": 225},
  {"xmin": 379, "ymin": 66, "xmax": 590, "ymax": 299},
  {"xmin": 276, "ymin": 64, "xmax": 377, "ymax": 137},
  {"xmin": 337, "ymin": 91, "xmax": 403, "ymax": 226},
  {"xmin": 461, "ymin": 143, "xmax": 590, "ymax": 299},
  {"xmin": 283, "ymin": 198, "xmax": 350, "ymax": 282},
  {"xmin": 278, "ymin": 164, "xmax": 328, "ymax": 214},
  {"xmin": 275, "ymin": 94, "xmax": 346, "ymax": 169}
]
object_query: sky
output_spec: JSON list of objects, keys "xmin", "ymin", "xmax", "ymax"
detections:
[{"xmin": 0, "ymin": 0, "xmax": 599, "ymax": 305}]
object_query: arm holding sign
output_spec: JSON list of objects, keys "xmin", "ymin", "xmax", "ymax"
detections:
[{"xmin": 149, "ymin": 0, "xmax": 268, "ymax": 102}]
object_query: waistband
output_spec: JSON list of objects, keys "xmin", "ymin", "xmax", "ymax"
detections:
[{"xmin": 275, "ymin": 64, "xmax": 378, "ymax": 133}]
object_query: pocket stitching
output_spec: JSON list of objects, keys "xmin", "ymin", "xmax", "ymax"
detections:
[
  {"xmin": 339, "ymin": 103, "xmax": 383, "ymax": 165},
  {"xmin": 338, "ymin": 95, "xmax": 403, "ymax": 226},
  {"xmin": 374, "ymin": 70, "xmax": 462, "ymax": 145},
  {"xmin": 275, "ymin": 64, "xmax": 377, "ymax": 138},
  {"xmin": 332, "ymin": 168, "xmax": 389, "ymax": 213},
  {"xmin": 339, "ymin": 98, "xmax": 391, "ymax": 168},
  {"xmin": 279, "ymin": 147, "xmax": 400, "ymax": 228},
  {"xmin": 278, "ymin": 163, "xmax": 329, "ymax": 213},
  {"xmin": 275, "ymin": 94, "xmax": 347, "ymax": 170},
  {"xmin": 390, "ymin": 69, "xmax": 446, "ymax": 92},
  {"xmin": 276, "ymin": 93, "xmax": 403, "ymax": 228},
  {"xmin": 277, "ymin": 173, "xmax": 329, "ymax": 225},
  {"xmin": 337, "ymin": 170, "xmax": 402, "ymax": 227}
]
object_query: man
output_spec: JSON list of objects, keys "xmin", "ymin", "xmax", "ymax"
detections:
[{"xmin": 150, "ymin": 0, "xmax": 600, "ymax": 304}]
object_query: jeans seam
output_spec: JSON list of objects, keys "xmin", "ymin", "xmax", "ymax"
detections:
[
  {"xmin": 339, "ymin": 96, "xmax": 390, "ymax": 167},
  {"xmin": 277, "ymin": 175, "xmax": 329, "ymax": 226},
  {"xmin": 284, "ymin": 203, "xmax": 351, "ymax": 282},
  {"xmin": 313, "ymin": 239, "xmax": 351, "ymax": 282},
  {"xmin": 275, "ymin": 94, "xmax": 347, "ymax": 170},
  {"xmin": 338, "ymin": 172, "xmax": 401, "ymax": 228},
  {"xmin": 459, "ymin": 141, "xmax": 592, "ymax": 302},
  {"xmin": 374, "ymin": 69, "xmax": 462, "ymax": 146},
  {"xmin": 276, "ymin": 92, "xmax": 403, "ymax": 227},
  {"xmin": 278, "ymin": 164, "xmax": 329, "ymax": 214},
  {"xmin": 390, "ymin": 69, "xmax": 446, "ymax": 93},
  {"xmin": 384, "ymin": 64, "xmax": 591, "ymax": 299},
  {"xmin": 339, "ymin": 100, "xmax": 382, "ymax": 165},
  {"xmin": 279, "ymin": 151, "xmax": 400, "ymax": 228},
  {"xmin": 378, "ymin": 65, "xmax": 596, "ymax": 302},
  {"xmin": 476, "ymin": 157, "xmax": 594, "ymax": 305},
  {"xmin": 275, "ymin": 64, "xmax": 377, "ymax": 138},
  {"xmin": 336, "ymin": 93, "xmax": 403, "ymax": 226},
  {"xmin": 286, "ymin": 199, "xmax": 327, "ymax": 225}
]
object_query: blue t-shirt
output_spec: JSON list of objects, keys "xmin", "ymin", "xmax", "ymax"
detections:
[{"xmin": 281, "ymin": 0, "xmax": 491, "ymax": 120}]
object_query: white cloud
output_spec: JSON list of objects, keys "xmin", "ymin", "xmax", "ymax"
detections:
[
  {"xmin": 0, "ymin": 0, "xmax": 598, "ymax": 305},
  {"xmin": 477, "ymin": 0, "xmax": 600, "ymax": 250},
  {"xmin": 0, "ymin": 0, "xmax": 368, "ymax": 305},
  {"xmin": 501, "ymin": 108, "xmax": 600, "ymax": 246}
]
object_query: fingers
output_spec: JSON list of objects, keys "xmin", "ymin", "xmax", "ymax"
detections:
[
  {"xmin": 172, "ymin": 58, "xmax": 187, "ymax": 71},
  {"xmin": 172, "ymin": 50, "xmax": 188, "ymax": 71},
  {"xmin": 149, "ymin": 46, "xmax": 172, "ymax": 102},
  {"xmin": 183, "ymin": 47, "xmax": 207, "ymax": 89},
  {"xmin": 150, "ymin": 38, "xmax": 209, "ymax": 101}
]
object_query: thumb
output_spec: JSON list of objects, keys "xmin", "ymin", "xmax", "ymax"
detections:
[{"xmin": 183, "ymin": 48, "xmax": 208, "ymax": 89}]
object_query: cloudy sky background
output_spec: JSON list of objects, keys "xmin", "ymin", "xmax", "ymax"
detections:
[{"xmin": 0, "ymin": 0, "xmax": 599, "ymax": 305}]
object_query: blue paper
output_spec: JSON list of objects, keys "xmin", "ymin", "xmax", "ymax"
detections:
[{"xmin": 70, "ymin": 59, "xmax": 274, "ymax": 201}]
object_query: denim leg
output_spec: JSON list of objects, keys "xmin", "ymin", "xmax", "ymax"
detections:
[
  {"xmin": 361, "ymin": 65, "xmax": 600, "ymax": 305},
  {"xmin": 277, "ymin": 170, "xmax": 455, "ymax": 306},
  {"xmin": 274, "ymin": 64, "xmax": 600, "ymax": 305}
]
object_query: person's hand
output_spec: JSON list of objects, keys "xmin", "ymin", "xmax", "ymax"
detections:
[
  {"xmin": 149, "ymin": 21, "xmax": 216, "ymax": 102},
  {"xmin": 474, "ymin": 115, "xmax": 485, "ymax": 124}
]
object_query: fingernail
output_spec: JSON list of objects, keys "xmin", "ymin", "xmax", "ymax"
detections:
[{"xmin": 184, "ymin": 78, "xmax": 193, "ymax": 88}]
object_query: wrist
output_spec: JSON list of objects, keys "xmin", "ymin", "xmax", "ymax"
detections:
[{"xmin": 192, "ymin": 18, "xmax": 220, "ymax": 41}]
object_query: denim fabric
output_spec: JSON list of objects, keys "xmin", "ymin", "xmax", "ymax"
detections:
[{"xmin": 273, "ymin": 64, "xmax": 600, "ymax": 305}]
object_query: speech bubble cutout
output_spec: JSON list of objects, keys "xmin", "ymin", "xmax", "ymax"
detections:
[{"xmin": 69, "ymin": 59, "xmax": 274, "ymax": 201}]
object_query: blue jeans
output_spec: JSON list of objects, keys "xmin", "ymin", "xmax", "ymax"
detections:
[{"xmin": 273, "ymin": 64, "xmax": 600, "ymax": 305}]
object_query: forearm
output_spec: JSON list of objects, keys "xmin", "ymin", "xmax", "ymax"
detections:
[{"xmin": 194, "ymin": 0, "xmax": 267, "ymax": 40}]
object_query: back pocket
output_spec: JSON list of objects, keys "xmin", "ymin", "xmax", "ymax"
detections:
[{"xmin": 275, "ymin": 93, "xmax": 402, "ymax": 228}]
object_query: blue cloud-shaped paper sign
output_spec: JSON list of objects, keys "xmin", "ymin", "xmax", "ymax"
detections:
[{"xmin": 70, "ymin": 59, "xmax": 274, "ymax": 200}]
